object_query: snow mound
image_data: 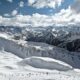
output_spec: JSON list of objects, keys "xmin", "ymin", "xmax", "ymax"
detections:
[
  {"xmin": 0, "ymin": 33, "xmax": 10, "ymax": 39},
  {"xmin": 18, "ymin": 57, "xmax": 73, "ymax": 71}
]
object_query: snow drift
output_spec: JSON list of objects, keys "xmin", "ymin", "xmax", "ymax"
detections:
[{"xmin": 18, "ymin": 57, "xmax": 73, "ymax": 71}]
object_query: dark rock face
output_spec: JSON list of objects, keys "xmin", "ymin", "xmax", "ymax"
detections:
[
  {"xmin": 26, "ymin": 30, "xmax": 63, "ymax": 46},
  {"xmin": 66, "ymin": 39, "xmax": 80, "ymax": 52},
  {"xmin": 26, "ymin": 30, "xmax": 80, "ymax": 52},
  {"xmin": 24, "ymin": 27, "xmax": 80, "ymax": 52},
  {"xmin": 59, "ymin": 39, "xmax": 80, "ymax": 52}
]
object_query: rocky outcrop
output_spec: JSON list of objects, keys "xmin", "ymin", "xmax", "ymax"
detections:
[{"xmin": 59, "ymin": 39, "xmax": 80, "ymax": 52}]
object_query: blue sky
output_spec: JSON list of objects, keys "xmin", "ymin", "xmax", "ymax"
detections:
[
  {"xmin": 0, "ymin": 0, "xmax": 80, "ymax": 27},
  {"xmin": 0, "ymin": 0, "xmax": 74, "ymax": 16}
]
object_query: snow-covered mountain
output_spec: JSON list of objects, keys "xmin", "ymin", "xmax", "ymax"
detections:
[
  {"xmin": 0, "ymin": 25, "xmax": 80, "ymax": 80},
  {"xmin": 1, "ymin": 25, "xmax": 80, "ymax": 52}
]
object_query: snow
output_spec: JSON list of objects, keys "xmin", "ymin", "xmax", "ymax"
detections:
[
  {"xmin": 18, "ymin": 56, "xmax": 72, "ymax": 71},
  {"xmin": 0, "ymin": 51, "xmax": 22, "ymax": 71},
  {"xmin": 0, "ymin": 36, "xmax": 80, "ymax": 68},
  {"xmin": 0, "ymin": 50, "xmax": 80, "ymax": 80},
  {"xmin": 0, "ymin": 71, "xmax": 80, "ymax": 80},
  {"xmin": 0, "ymin": 33, "xmax": 10, "ymax": 39},
  {"xmin": 0, "ymin": 26, "xmax": 80, "ymax": 80}
]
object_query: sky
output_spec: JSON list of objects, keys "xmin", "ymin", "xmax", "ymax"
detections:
[{"xmin": 0, "ymin": 0, "xmax": 80, "ymax": 27}]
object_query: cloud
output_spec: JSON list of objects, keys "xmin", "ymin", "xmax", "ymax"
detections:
[
  {"xmin": 0, "ymin": 2, "xmax": 80, "ymax": 27},
  {"xmin": 71, "ymin": 0, "xmax": 80, "ymax": 13},
  {"xmin": 28, "ymin": 0, "xmax": 63, "ymax": 9},
  {"xmin": 0, "ymin": 14, "xmax": 51, "ymax": 27},
  {"xmin": 7, "ymin": 0, "xmax": 13, "ymax": 3},
  {"xmin": 11, "ymin": 10, "xmax": 18, "ymax": 16},
  {"xmin": 54, "ymin": 6, "xmax": 80, "ymax": 25},
  {"xmin": 53, "ymin": 7, "xmax": 73, "ymax": 24},
  {"xmin": 4, "ymin": 14, "xmax": 10, "ymax": 17},
  {"xmin": 0, "ymin": 10, "xmax": 80, "ymax": 27},
  {"xmin": 0, "ymin": 16, "xmax": 3, "ymax": 24},
  {"xmin": 19, "ymin": 1, "xmax": 24, "ymax": 7},
  {"xmin": 0, "ymin": 13, "xmax": 52, "ymax": 27}
]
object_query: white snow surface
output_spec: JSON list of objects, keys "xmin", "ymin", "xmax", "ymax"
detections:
[
  {"xmin": 0, "ymin": 33, "xmax": 10, "ymax": 39},
  {"xmin": 18, "ymin": 56, "xmax": 72, "ymax": 71},
  {"xmin": 0, "ymin": 33, "xmax": 80, "ymax": 80},
  {"xmin": 0, "ymin": 50, "xmax": 80, "ymax": 80}
]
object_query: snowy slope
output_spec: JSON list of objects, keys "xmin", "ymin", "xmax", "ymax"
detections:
[
  {"xmin": 0, "ymin": 26, "xmax": 80, "ymax": 80},
  {"xmin": 0, "ymin": 36, "xmax": 80, "ymax": 68},
  {"xmin": 0, "ymin": 51, "xmax": 22, "ymax": 71},
  {"xmin": 0, "ymin": 50, "xmax": 80, "ymax": 80}
]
